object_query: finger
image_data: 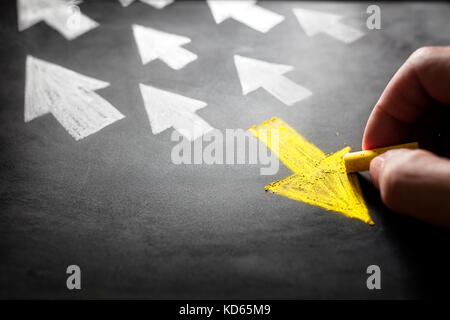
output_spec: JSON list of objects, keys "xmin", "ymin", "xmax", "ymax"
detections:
[
  {"xmin": 370, "ymin": 148, "xmax": 450, "ymax": 228},
  {"xmin": 363, "ymin": 46, "xmax": 450, "ymax": 150},
  {"xmin": 369, "ymin": 155, "xmax": 384, "ymax": 189}
]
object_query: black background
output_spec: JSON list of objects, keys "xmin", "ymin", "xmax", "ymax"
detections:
[{"xmin": 1, "ymin": 0, "xmax": 450, "ymax": 299}]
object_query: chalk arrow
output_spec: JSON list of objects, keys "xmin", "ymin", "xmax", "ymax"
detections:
[
  {"xmin": 119, "ymin": 0, "xmax": 135, "ymax": 6},
  {"xmin": 17, "ymin": 0, "xmax": 99, "ymax": 40},
  {"xmin": 25, "ymin": 56, "xmax": 125, "ymax": 140},
  {"xmin": 119, "ymin": 0, "xmax": 173, "ymax": 9},
  {"xmin": 139, "ymin": 84, "xmax": 214, "ymax": 141},
  {"xmin": 207, "ymin": 0, "xmax": 284, "ymax": 33},
  {"xmin": 293, "ymin": 7, "xmax": 364, "ymax": 44},
  {"xmin": 249, "ymin": 118, "xmax": 372, "ymax": 224},
  {"xmin": 234, "ymin": 55, "xmax": 312, "ymax": 106},
  {"xmin": 132, "ymin": 24, "xmax": 197, "ymax": 70}
]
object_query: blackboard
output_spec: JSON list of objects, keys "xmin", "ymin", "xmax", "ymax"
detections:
[{"xmin": 1, "ymin": 0, "xmax": 450, "ymax": 299}]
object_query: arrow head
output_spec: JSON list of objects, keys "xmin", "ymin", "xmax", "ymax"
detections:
[
  {"xmin": 234, "ymin": 55, "xmax": 293, "ymax": 94},
  {"xmin": 207, "ymin": 0, "xmax": 256, "ymax": 24},
  {"xmin": 25, "ymin": 55, "xmax": 110, "ymax": 122},
  {"xmin": 234, "ymin": 55, "xmax": 310, "ymax": 105},
  {"xmin": 119, "ymin": 0, "xmax": 135, "ymax": 7},
  {"xmin": 133, "ymin": 24, "xmax": 196, "ymax": 69},
  {"xmin": 25, "ymin": 55, "xmax": 124, "ymax": 140},
  {"xmin": 140, "ymin": 0, "xmax": 174, "ymax": 9},
  {"xmin": 119, "ymin": 0, "xmax": 173, "ymax": 8},
  {"xmin": 17, "ymin": 0, "xmax": 52, "ymax": 31},
  {"xmin": 18, "ymin": 0, "xmax": 98, "ymax": 40},
  {"xmin": 293, "ymin": 7, "xmax": 342, "ymax": 36},
  {"xmin": 139, "ymin": 84, "xmax": 213, "ymax": 141}
]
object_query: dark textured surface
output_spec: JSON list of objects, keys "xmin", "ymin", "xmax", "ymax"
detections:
[{"xmin": 1, "ymin": 0, "xmax": 450, "ymax": 299}]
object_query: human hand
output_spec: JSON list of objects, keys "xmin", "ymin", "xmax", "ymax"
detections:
[{"xmin": 363, "ymin": 46, "xmax": 450, "ymax": 228}]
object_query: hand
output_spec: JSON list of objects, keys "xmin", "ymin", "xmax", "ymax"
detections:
[{"xmin": 363, "ymin": 46, "xmax": 450, "ymax": 228}]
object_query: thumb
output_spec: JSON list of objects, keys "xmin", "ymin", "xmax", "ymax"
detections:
[{"xmin": 369, "ymin": 148, "xmax": 450, "ymax": 228}]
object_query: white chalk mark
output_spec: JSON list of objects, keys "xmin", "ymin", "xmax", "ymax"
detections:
[
  {"xmin": 234, "ymin": 55, "xmax": 312, "ymax": 106},
  {"xmin": 132, "ymin": 24, "xmax": 197, "ymax": 70},
  {"xmin": 293, "ymin": 7, "xmax": 364, "ymax": 44},
  {"xmin": 25, "ymin": 56, "xmax": 125, "ymax": 141},
  {"xmin": 119, "ymin": 0, "xmax": 135, "ymax": 7},
  {"xmin": 141, "ymin": 0, "xmax": 174, "ymax": 9},
  {"xmin": 207, "ymin": 0, "xmax": 284, "ymax": 33},
  {"xmin": 118, "ymin": 0, "xmax": 173, "ymax": 9},
  {"xmin": 139, "ymin": 84, "xmax": 214, "ymax": 141},
  {"xmin": 17, "ymin": 0, "xmax": 99, "ymax": 40}
]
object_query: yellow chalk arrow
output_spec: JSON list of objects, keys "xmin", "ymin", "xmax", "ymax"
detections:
[{"xmin": 249, "ymin": 117, "xmax": 372, "ymax": 224}]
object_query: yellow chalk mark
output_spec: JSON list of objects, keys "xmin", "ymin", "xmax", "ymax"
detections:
[{"xmin": 249, "ymin": 117, "xmax": 373, "ymax": 225}]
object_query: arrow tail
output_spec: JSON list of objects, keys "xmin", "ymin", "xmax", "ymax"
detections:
[
  {"xmin": 159, "ymin": 46, "xmax": 197, "ymax": 70},
  {"xmin": 51, "ymin": 89, "xmax": 124, "ymax": 141},
  {"xmin": 263, "ymin": 75, "xmax": 312, "ymax": 106},
  {"xmin": 231, "ymin": 4, "xmax": 284, "ymax": 33},
  {"xmin": 173, "ymin": 113, "xmax": 213, "ymax": 142},
  {"xmin": 324, "ymin": 22, "xmax": 364, "ymax": 44},
  {"xmin": 17, "ymin": 0, "xmax": 48, "ymax": 31},
  {"xmin": 43, "ymin": 6, "xmax": 99, "ymax": 40},
  {"xmin": 249, "ymin": 118, "xmax": 324, "ymax": 173}
]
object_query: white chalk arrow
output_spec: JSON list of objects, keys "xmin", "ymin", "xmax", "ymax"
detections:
[
  {"xmin": 17, "ymin": 0, "xmax": 99, "ymax": 40},
  {"xmin": 293, "ymin": 7, "xmax": 364, "ymax": 44},
  {"xmin": 234, "ymin": 55, "xmax": 312, "ymax": 106},
  {"xmin": 132, "ymin": 24, "xmax": 197, "ymax": 70},
  {"xmin": 119, "ymin": 0, "xmax": 135, "ymax": 6},
  {"xmin": 119, "ymin": 0, "xmax": 173, "ymax": 9},
  {"xmin": 139, "ymin": 84, "xmax": 214, "ymax": 141},
  {"xmin": 207, "ymin": 0, "xmax": 284, "ymax": 33},
  {"xmin": 25, "ymin": 56, "xmax": 125, "ymax": 140}
]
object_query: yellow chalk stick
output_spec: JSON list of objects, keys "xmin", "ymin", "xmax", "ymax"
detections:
[{"xmin": 344, "ymin": 142, "xmax": 419, "ymax": 173}]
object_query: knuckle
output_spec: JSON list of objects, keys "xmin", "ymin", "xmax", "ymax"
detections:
[
  {"xmin": 378, "ymin": 149, "xmax": 428, "ymax": 210},
  {"xmin": 410, "ymin": 46, "xmax": 437, "ymax": 59},
  {"xmin": 408, "ymin": 46, "xmax": 439, "ymax": 69},
  {"xmin": 379, "ymin": 164, "xmax": 402, "ymax": 209},
  {"xmin": 378, "ymin": 158, "xmax": 410, "ymax": 209},
  {"xmin": 405, "ymin": 149, "xmax": 429, "ymax": 162}
]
